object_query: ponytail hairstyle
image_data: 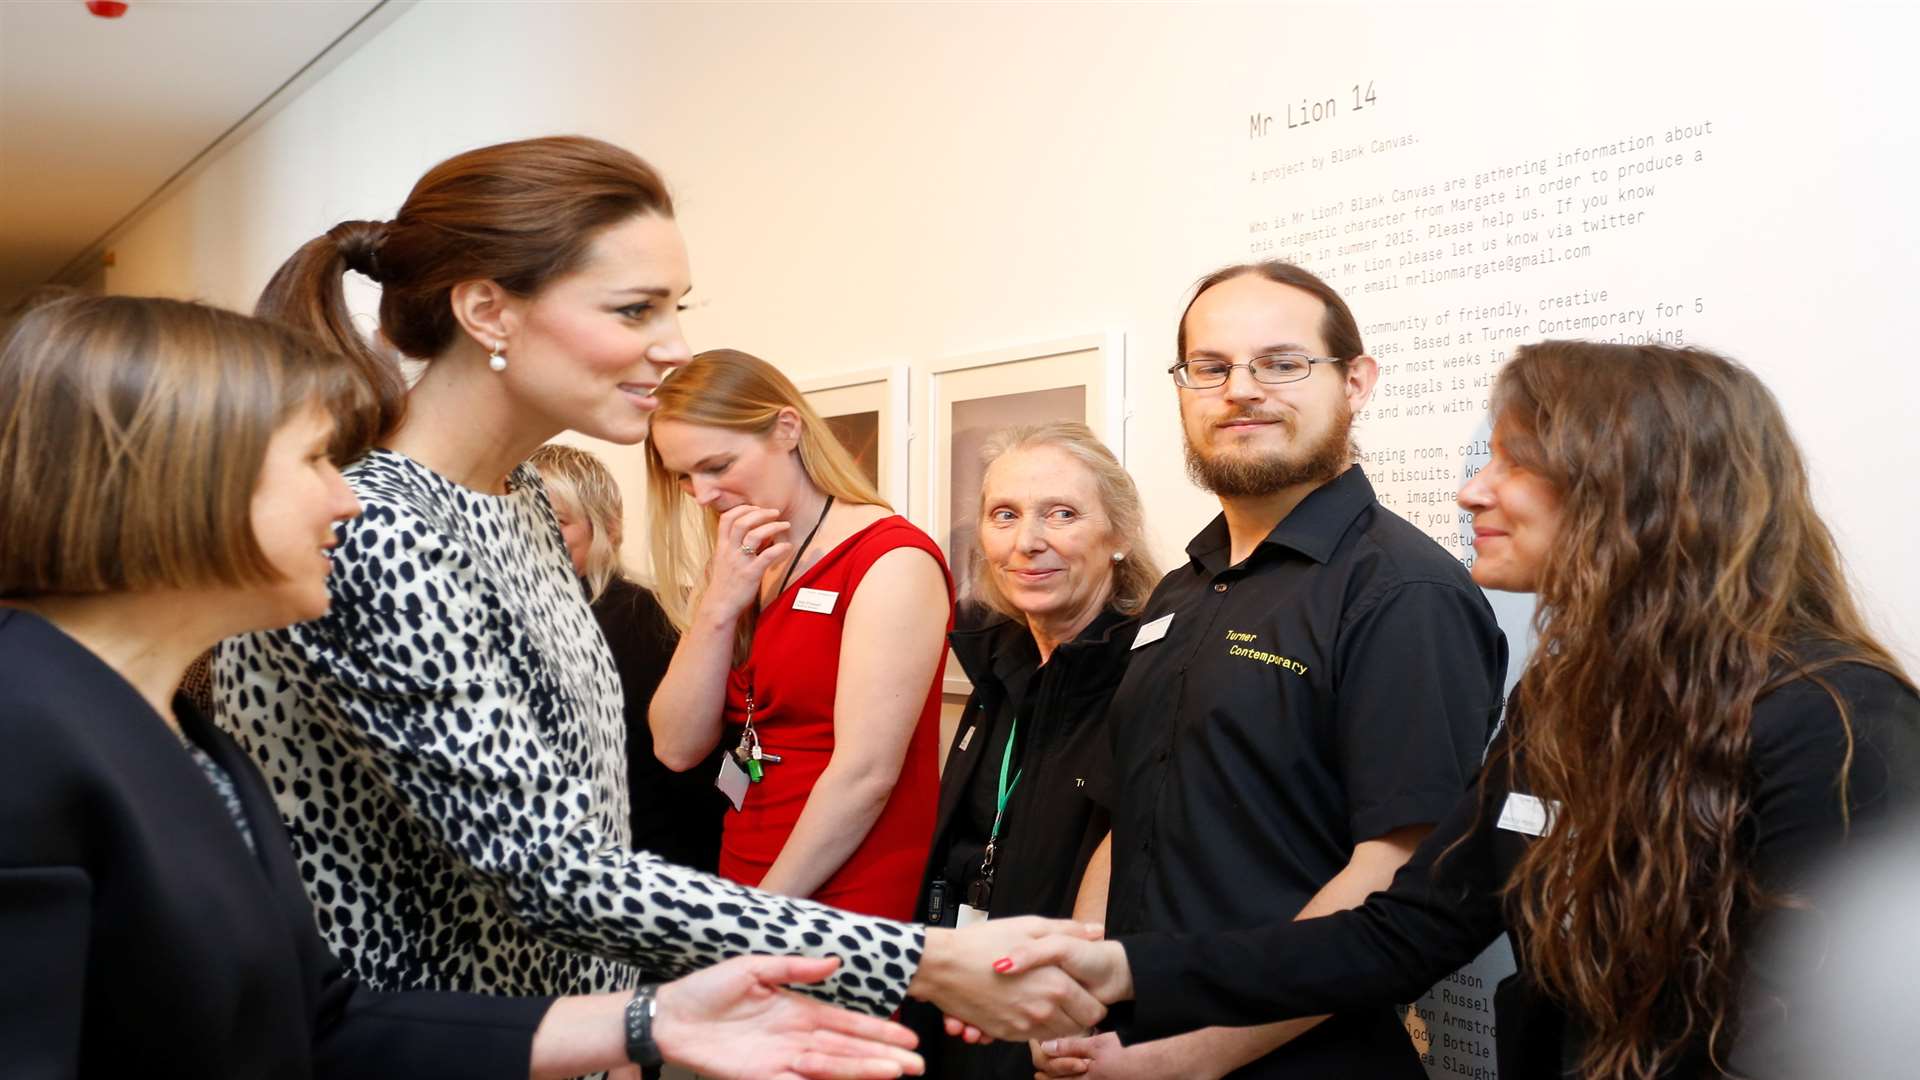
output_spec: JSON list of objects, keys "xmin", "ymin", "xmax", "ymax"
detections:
[
  {"xmin": 644, "ymin": 349, "xmax": 886, "ymax": 659},
  {"xmin": 255, "ymin": 135, "xmax": 673, "ymax": 460},
  {"xmin": 1483, "ymin": 341, "xmax": 1912, "ymax": 1079}
]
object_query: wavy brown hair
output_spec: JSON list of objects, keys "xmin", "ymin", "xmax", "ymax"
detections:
[{"xmin": 1485, "ymin": 341, "xmax": 1910, "ymax": 1079}]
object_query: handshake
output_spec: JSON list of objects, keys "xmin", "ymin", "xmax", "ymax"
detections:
[{"xmin": 645, "ymin": 917, "xmax": 1136, "ymax": 1080}]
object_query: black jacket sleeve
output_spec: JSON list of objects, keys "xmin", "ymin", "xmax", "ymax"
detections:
[
  {"xmin": 1118, "ymin": 772, "xmax": 1509, "ymax": 1041},
  {"xmin": 0, "ymin": 866, "xmax": 91, "ymax": 1077}
]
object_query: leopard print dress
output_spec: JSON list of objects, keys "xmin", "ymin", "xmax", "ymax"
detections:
[{"xmin": 215, "ymin": 449, "xmax": 921, "ymax": 1012}]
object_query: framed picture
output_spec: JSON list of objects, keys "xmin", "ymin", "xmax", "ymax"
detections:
[
  {"xmin": 796, "ymin": 364, "xmax": 911, "ymax": 512},
  {"xmin": 923, "ymin": 332, "xmax": 1126, "ymax": 695}
]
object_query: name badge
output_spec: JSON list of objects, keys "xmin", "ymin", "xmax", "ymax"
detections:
[
  {"xmin": 793, "ymin": 587, "xmax": 839, "ymax": 614},
  {"xmin": 1496, "ymin": 792, "xmax": 1559, "ymax": 837},
  {"xmin": 715, "ymin": 754, "xmax": 751, "ymax": 812},
  {"xmin": 958, "ymin": 725, "xmax": 977, "ymax": 752},
  {"xmin": 1132, "ymin": 612, "xmax": 1174, "ymax": 650}
]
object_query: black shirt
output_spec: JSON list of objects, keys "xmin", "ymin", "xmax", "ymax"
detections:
[
  {"xmin": 1117, "ymin": 661, "xmax": 1920, "ymax": 1079},
  {"xmin": 907, "ymin": 608, "xmax": 1135, "ymax": 1080},
  {"xmin": 593, "ymin": 576, "xmax": 728, "ymax": 873},
  {"xmin": 1101, "ymin": 466, "xmax": 1506, "ymax": 1077}
]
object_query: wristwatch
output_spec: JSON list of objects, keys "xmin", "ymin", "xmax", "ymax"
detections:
[{"xmin": 624, "ymin": 983, "xmax": 663, "ymax": 1068}]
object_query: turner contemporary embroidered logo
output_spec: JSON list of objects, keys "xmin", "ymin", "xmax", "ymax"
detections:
[{"xmin": 1223, "ymin": 630, "xmax": 1308, "ymax": 675}]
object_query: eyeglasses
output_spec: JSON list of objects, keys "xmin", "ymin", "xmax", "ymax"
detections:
[{"xmin": 1167, "ymin": 353, "xmax": 1342, "ymax": 389}]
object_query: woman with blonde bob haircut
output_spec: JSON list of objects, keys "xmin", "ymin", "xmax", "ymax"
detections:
[
  {"xmin": 527, "ymin": 442, "xmax": 630, "ymax": 602},
  {"xmin": 0, "ymin": 296, "xmax": 934, "ymax": 1079},
  {"xmin": 528, "ymin": 442, "xmax": 728, "ymax": 874},
  {"xmin": 907, "ymin": 421, "xmax": 1154, "ymax": 1080},
  {"xmin": 646, "ymin": 349, "xmax": 954, "ymax": 921}
]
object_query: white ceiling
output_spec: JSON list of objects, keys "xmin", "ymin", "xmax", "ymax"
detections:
[{"xmin": 0, "ymin": 0, "xmax": 393, "ymax": 307}]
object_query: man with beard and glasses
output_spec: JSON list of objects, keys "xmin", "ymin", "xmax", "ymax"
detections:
[{"xmin": 1037, "ymin": 263, "xmax": 1507, "ymax": 1080}]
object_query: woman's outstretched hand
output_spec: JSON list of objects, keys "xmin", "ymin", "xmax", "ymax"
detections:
[
  {"xmin": 654, "ymin": 955, "xmax": 925, "ymax": 1080},
  {"xmin": 992, "ymin": 934, "xmax": 1134, "ymax": 1005},
  {"xmin": 909, "ymin": 918, "xmax": 1110, "ymax": 1044}
]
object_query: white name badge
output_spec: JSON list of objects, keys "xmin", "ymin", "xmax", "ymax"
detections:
[
  {"xmin": 1132, "ymin": 613, "xmax": 1174, "ymax": 650},
  {"xmin": 793, "ymin": 587, "xmax": 839, "ymax": 614},
  {"xmin": 958, "ymin": 725, "xmax": 977, "ymax": 752},
  {"xmin": 955, "ymin": 903, "xmax": 990, "ymax": 929},
  {"xmin": 1496, "ymin": 792, "xmax": 1559, "ymax": 837},
  {"xmin": 715, "ymin": 754, "xmax": 751, "ymax": 812}
]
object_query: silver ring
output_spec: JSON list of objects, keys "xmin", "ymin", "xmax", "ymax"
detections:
[{"xmin": 740, "ymin": 544, "xmax": 759, "ymax": 556}]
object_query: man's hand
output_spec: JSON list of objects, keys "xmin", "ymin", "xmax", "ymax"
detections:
[{"xmin": 1031, "ymin": 1031, "xmax": 1215, "ymax": 1080}]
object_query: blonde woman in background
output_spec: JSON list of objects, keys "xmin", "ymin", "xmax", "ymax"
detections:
[
  {"xmin": 646, "ymin": 349, "xmax": 951, "ymax": 922},
  {"xmin": 527, "ymin": 443, "xmax": 727, "ymax": 875}
]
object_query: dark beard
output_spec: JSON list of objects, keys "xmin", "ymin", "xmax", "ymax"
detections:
[{"xmin": 1184, "ymin": 407, "xmax": 1353, "ymax": 497}]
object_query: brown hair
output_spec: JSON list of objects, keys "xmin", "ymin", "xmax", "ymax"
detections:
[
  {"xmin": 644, "ymin": 349, "xmax": 887, "ymax": 656},
  {"xmin": 1485, "ymin": 341, "xmax": 1911, "ymax": 1079},
  {"xmin": 0, "ymin": 295, "xmax": 373, "ymax": 597},
  {"xmin": 527, "ymin": 442, "xmax": 627, "ymax": 602},
  {"xmin": 255, "ymin": 135, "xmax": 674, "ymax": 459},
  {"xmin": 967, "ymin": 421, "xmax": 1156, "ymax": 620},
  {"xmin": 1176, "ymin": 261, "xmax": 1366, "ymax": 364}
]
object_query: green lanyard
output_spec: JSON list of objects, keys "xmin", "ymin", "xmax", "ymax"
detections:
[{"xmin": 989, "ymin": 717, "xmax": 1022, "ymax": 844}]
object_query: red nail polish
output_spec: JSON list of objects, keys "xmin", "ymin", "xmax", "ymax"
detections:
[{"xmin": 992, "ymin": 957, "xmax": 1014, "ymax": 973}]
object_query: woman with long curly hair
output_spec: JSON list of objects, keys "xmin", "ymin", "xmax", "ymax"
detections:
[{"xmin": 1019, "ymin": 340, "xmax": 1920, "ymax": 1080}]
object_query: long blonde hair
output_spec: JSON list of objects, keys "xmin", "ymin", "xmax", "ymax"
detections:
[
  {"xmin": 526, "ymin": 443, "xmax": 626, "ymax": 602},
  {"xmin": 644, "ymin": 349, "xmax": 887, "ymax": 656}
]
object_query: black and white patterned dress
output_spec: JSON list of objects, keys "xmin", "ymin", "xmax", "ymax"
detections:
[{"xmin": 215, "ymin": 449, "xmax": 921, "ymax": 1011}]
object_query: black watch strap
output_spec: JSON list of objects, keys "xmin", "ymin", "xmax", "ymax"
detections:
[{"xmin": 624, "ymin": 984, "xmax": 663, "ymax": 1068}]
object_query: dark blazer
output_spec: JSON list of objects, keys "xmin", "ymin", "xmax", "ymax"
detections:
[
  {"xmin": 593, "ymin": 577, "xmax": 727, "ymax": 872},
  {"xmin": 0, "ymin": 608, "xmax": 553, "ymax": 1078},
  {"xmin": 907, "ymin": 609, "xmax": 1136, "ymax": 1079},
  {"xmin": 1117, "ymin": 662, "xmax": 1920, "ymax": 1078}
]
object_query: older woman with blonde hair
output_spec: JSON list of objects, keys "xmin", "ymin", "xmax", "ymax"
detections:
[
  {"xmin": 903, "ymin": 421, "xmax": 1153, "ymax": 1080},
  {"xmin": 528, "ymin": 442, "xmax": 727, "ymax": 874}
]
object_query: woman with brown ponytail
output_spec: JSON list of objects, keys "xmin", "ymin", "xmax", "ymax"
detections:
[
  {"xmin": 214, "ymin": 135, "xmax": 1111, "ymax": 1051},
  {"xmin": 1018, "ymin": 340, "xmax": 1920, "ymax": 1080}
]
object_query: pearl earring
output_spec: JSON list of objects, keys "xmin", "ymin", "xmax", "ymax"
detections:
[
  {"xmin": 487, "ymin": 342, "xmax": 507, "ymax": 372},
  {"xmin": 1111, "ymin": 551, "xmax": 1126, "ymax": 563}
]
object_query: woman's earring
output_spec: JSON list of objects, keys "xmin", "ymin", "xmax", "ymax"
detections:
[
  {"xmin": 1112, "ymin": 551, "xmax": 1126, "ymax": 563},
  {"xmin": 487, "ymin": 342, "xmax": 507, "ymax": 372}
]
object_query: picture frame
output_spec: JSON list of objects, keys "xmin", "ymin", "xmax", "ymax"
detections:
[{"xmin": 796, "ymin": 363, "xmax": 911, "ymax": 512}]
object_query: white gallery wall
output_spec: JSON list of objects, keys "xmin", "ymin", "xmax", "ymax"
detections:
[{"xmin": 101, "ymin": 4, "xmax": 1920, "ymax": 1073}]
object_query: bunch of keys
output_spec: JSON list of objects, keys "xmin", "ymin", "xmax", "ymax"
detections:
[{"xmin": 732, "ymin": 694, "xmax": 781, "ymax": 783}]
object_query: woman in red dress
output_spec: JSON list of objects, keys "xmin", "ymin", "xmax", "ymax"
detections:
[{"xmin": 646, "ymin": 349, "xmax": 951, "ymax": 920}]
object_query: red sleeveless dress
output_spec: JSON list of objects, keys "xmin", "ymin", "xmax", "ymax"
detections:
[{"xmin": 718, "ymin": 516, "xmax": 952, "ymax": 919}]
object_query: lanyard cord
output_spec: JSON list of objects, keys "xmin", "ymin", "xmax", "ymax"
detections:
[
  {"xmin": 744, "ymin": 494, "xmax": 837, "ymax": 745},
  {"xmin": 990, "ymin": 717, "xmax": 1023, "ymax": 843},
  {"xmin": 772, "ymin": 494, "xmax": 835, "ymax": 602}
]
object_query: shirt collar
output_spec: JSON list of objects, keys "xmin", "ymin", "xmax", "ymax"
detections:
[{"xmin": 1184, "ymin": 465, "xmax": 1378, "ymax": 572}]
